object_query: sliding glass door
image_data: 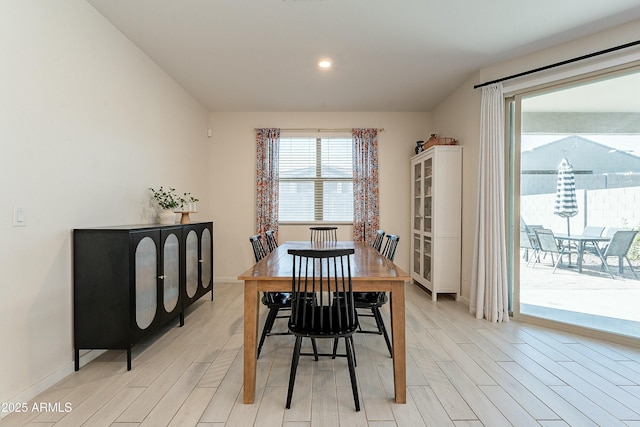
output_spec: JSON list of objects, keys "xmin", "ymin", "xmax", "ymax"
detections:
[{"xmin": 514, "ymin": 68, "xmax": 640, "ymax": 338}]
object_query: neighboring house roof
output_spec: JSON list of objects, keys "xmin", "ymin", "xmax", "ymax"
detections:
[{"xmin": 521, "ymin": 135, "xmax": 640, "ymax": 175}]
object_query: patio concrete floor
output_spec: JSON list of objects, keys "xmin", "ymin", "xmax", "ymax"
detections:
[{"xmin": 519, "ymin": 253, "xmax": 640, "ymax": 337}]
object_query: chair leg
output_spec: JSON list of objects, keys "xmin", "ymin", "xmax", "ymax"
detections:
[
  {"xmin": 350, "ymin": 336, "xmax": 357, "ymax": 367},
  {"xmin": 286, "ymin": 336, "xmax": 303, "ymax": 409},
  {"xmin": 257, "ymin": 307, "xmax": 279, "ymax": 358},
  {"xmin": 552, "ymin": 254, "xmax": 562, "ymax": 273},
  {"xmin": 344, "ymin": 336, "xmax": 360, "ymax": 411},
  {"xmin": 372, "ymin": 307, "xmax": 393, "ymax": 357},
  {"xmin": 311, "ymin": 338, "xmax": 319, "ymax": 361},
  {"xmin": 332, "ymin": 336, "xmax": 357, "ymax": 365},
  {"xmin": 625, "ymin": 256, "xmax": 638, "ymax": 279}
]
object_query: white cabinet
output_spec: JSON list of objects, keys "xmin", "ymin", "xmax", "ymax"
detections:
[{"xmin": 410, "ymin": 146, "xmax": 462, "ymax": 301}]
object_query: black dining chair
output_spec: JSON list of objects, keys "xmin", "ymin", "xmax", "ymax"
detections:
[
  {"xmin": 381, "ymin": 234, "xmax": 400, "ymax": 261},
  {"xmin": 265, "ymin": 229, "xmax": 278, "ymax": 252},
  {"xmin": 310, "ymin": 226, "xmax": 338, "ymax": 242},
  {"xmin": 249, "ymin": 234, "xmax": 268, "ymax": 263},
  {"xmin": 250, "ymin": 234, "xmax": 294, "ymax": 358},
  {"xmin": 285, "ymin": 248, "xmax": 360, "ymax": 411},
  {"xmin": 351, "ymin": 234, "xmax": 399, "ymax": 358},
  {"xmin": 371, "ymin": 229, "xmax": 385, "ymax": 252}
]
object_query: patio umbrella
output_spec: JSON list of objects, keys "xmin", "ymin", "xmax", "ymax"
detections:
[{"xmin": 553, "ymin": 157, "xmax": 578, "ymax": 235}]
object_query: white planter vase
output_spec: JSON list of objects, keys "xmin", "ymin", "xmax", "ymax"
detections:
[{"xmin": 158, "ymin": 209, "xmax": 176, "ymax": 225}]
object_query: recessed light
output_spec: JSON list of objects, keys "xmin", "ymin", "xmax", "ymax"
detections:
[{"xmin": 318, "ymin": 60, "xmax": 332, "ymax": 69}]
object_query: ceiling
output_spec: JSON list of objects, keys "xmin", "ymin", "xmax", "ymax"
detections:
[{"xmin": 86, "ymin": 0, "xmax": 640, "ymax": 112}]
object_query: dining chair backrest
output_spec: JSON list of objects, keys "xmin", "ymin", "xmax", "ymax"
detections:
[
  {"xmin": 581, "ymin": 226, "xmax": 604, "ymax": 237},
  {"xmin": 603, "ymin": 227, "xmax": 619, "ymax": 238},
  {"xmin": 381, "ymin": 234, "xmax": 400, "ymax": 262},
  {"xmin": 250, "ymin": 234, "xmax": 268, "ymax": 263},
  {"xmin": 520, "ymin": 230, "xmax": 534, "ymax": 250},
  {"xmin": 265, "ymin": 229, "xmax": 278, "ymax": 252},
  {"xmin": 310, "ymin": 226, "xmax": 338, "ymax": 242},
  {"xmin": 520, "ymin": 216, "xmax": 543, "ymax": 234},
  {"xmin": 534, "ymin": 228, "xmax": 560, "ymax": 254},
  {"xmin": 371, "ymin": 230, "xmax": 385, "ymax": 252},
  {"xmin": 287, "ymin": 248, "xmax": 357, "ymax": 335},
  {"xmin": 603, "ymin": 230, "xmax": 638, "ymax": 258}
]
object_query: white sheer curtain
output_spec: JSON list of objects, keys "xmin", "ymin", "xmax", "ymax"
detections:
[{"xmin": 470, "ymin": 83, "xmax": 509, "ymax": 322}]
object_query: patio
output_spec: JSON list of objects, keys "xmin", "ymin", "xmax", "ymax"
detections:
[{"xmin": 519, "ymin": 252, "xmax": 640, "ymax": 338}]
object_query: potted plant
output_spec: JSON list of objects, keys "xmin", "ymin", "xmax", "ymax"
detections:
[
  {"xmin": 150, "ymin": 186, "xmax": 180, "ymax": 224},
  {"xmin": 179, "ymin": 192, "xmax": 199, "ymax": 212},
  {"xmin": 150, "ymin": 187, "xmax": 200, "ymax": 224}
]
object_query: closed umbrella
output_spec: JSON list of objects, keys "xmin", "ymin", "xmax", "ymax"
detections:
[{"xmin": 553, "ymin": 157, "xmax": 578, "ymax": 235}]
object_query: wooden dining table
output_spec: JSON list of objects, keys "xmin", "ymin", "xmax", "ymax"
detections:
[{"xmin": 237, "ymin": 240, "xmax": 411, "ymax": 404}]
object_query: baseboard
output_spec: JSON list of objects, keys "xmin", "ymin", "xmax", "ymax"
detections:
[
  {"xmin": 0, "ymin": 349, "xmax": 107, "ymax": 420},
  {"xmin": 457, "ymin": 295, "xmax": 470, "ymax": 306},
  {"xmin": 216, "ymin": 276, "xmax": 242, "ymax": 284}
]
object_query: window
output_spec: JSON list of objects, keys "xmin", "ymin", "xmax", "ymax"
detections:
[
  {"xmin": 512, "ymin": 68, "xmax": 640, "ymax": 338},
  {"xmin": 279, "ymin": 136, "xmax": 353, "ymax": 223}
]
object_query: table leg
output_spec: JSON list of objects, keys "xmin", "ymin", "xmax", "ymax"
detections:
[
  {"xmin": 577, "ymin": 241, "xmax": 584, "ymax": 273},
  {"xmin": 390, "ymin": 280, "xmax": 406, "ymax": 404},
  {"xmin": 243, "ymin": 280, "xmax": 259, "ymax": 404}
]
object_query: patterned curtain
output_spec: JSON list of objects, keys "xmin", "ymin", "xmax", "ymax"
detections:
[
  {"xmin": 352, "ymin": 128, "xmax": 380, "ymax": 242},
  {"xmin": 255, "ymin": 128, "xmax": 280, "ymax": 238}
]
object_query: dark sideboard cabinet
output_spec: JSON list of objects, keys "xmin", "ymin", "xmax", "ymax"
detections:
[{"xmin": 73, "ymin": 222, "xmax": 213, "ymax": 370}]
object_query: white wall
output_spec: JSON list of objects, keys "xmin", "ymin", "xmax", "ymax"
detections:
[
  {"xmin": 431, "ymin": 73, "xmax": 481, "ymax": 304},
  {"xmin": 208, "ymin": 112, "xmax": 431, "ymax": 281},
  {"xmin": 0, "ymin": 1, "xmax": 210, "ymax": 405},
  {"xmin": 431, "ymin": 18, "xmax": 640, "ymax": 304}
]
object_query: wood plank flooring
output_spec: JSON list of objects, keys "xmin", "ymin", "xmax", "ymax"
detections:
[{"xmin": 2, "ymin": 281, "xmax": 640, "ymax": 426}]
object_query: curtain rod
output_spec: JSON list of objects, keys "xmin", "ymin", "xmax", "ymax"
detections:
[
  {"xmin": 254, "ymin": 127, "xmax": 384, "ymax": 132},
  {"xmin": 473, "ymin": 39, "xmax": 640, "ymax": 89}
]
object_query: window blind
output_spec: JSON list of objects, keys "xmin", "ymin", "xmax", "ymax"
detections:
[{"xmin": 279, "ymin": 137, "xmax": 353, "ymax": 222}]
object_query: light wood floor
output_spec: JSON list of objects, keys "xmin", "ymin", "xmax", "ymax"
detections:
[{"xmin": 3, "ymin": 282, "xmax": 640, "ymax": 427}]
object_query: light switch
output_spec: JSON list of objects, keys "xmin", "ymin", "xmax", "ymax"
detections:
[{"xmin": 13, "ymin": 207, "xmax": 27, "ymax": 227}]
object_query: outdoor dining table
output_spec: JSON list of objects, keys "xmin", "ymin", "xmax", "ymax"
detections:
[
  {"xmin": 554, "ymin": 233, "xmax": 611, "ymax": 273},
  {"xmin": 237, "ymin": 240, "xmax": 411, "ymax": 404}
]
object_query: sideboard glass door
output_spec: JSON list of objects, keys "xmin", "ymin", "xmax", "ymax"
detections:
[
  {"xmin": 201, "ymin": 228, "xmax": 212, "ymax": 290},
  {"xmin": 135, "ymin": 236, "xmax": 157, "ymax": 330},
  {"xmin": 185, "ymin": 230, "xmax": 198, "ymax": 298},
  {"xmin": 163, "ymin": 232, "xmax": 180, "ymax": 313}
]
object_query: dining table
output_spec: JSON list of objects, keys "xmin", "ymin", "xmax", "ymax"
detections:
[
  {"xmin": 237, "ymin": 240, "xmax": 411, "ymax": 404},
  {"xmin": 554, "ymin": 233, "xmax": 611, "ymax": 273}
]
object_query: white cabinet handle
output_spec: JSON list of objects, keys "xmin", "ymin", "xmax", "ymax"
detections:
[{"xmin": 158, "ymin": 275, "xmax": 165, "ymax": 280}]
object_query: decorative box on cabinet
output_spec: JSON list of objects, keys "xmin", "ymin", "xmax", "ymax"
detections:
[
  {"xmin": 73, "ymin": 222, "xmax": 213, "ymax": 370},
  {"xmin": 410, "ymin": 146, "xmax": 461, "ymax": 301}
]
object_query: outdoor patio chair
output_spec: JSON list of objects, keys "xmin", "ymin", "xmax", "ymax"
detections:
[
  {"xmin": 580, "ymin": 225, "xmax": 605, "ymax": 254},
  {"xmin": 600, "ymin": 230, "xmax": 638, "ymax": 279},
  {"xmin": 520, "ymin": 229, "xmax": 539, "ymax": 266},
  {"xmin": 533, "ymin": 228, "xmax": 578, "ymax": 273},
  {"xmin": 581, "ymin": 226, "xmax": 605, "ymax": 236}
]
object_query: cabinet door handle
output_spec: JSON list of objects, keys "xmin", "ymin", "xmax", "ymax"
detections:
[
  {"xmin": 158, "ymin": 275, "xmax": 165, "ymax": 280},
  {"xmin": 198, "ymin": 259, "xmax": 203, "ymax": 263}
]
